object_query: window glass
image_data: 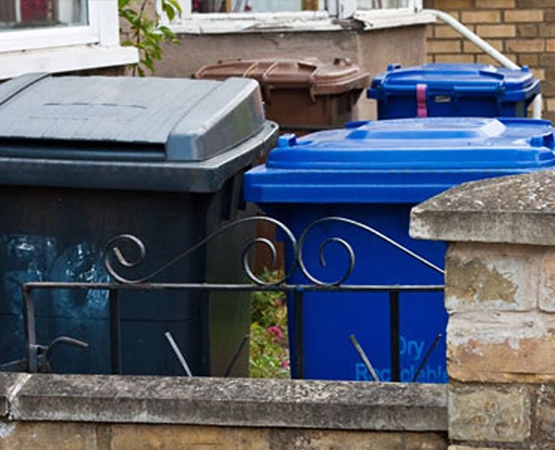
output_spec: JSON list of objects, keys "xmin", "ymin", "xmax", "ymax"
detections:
[
  {"xmin": 192, "ymin": 0, "xmax": 325, "ymax": 13},
  {"xmin": 357, "ymin": 0, "xmax": 417, "ymax": 8},
  {"xmin": 0, "ymin": 0, "xmax": 88, "ymax": 31},
  {"xmin": 188, "ymin": 0, "xmax": 419, "ymax": 14}
]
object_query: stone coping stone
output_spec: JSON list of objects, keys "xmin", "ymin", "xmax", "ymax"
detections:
[
  {"xmin": 0, "ymin": 373, "xmax": 30, "ymax": 418},
  {"xmin": 410, "ymin": 170, "xmax": 555, "ymax": 246},
  {"xmin": 1, "ymin": 373, "xmax": 447, "ymax": 431},
  {"xmin": 0, "ymin": 374, "xmax": 9, "ymax": 416}
]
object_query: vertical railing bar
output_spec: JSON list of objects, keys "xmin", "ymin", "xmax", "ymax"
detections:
[
  {"xmin": 389, "ymin": 289, "xmax": 401, "ymax": 382},
  {"xmin": 293, "ymin": 289, "xmax": 305, "ymax": 379},
  {"xmin": 412, "ymin": 333, "xmax": 442, "ymax": 382},
  {"xmin": 165, "ymin": 331, "xmax": 193, "ymax": 377},
  {"xmin": 349, "ymin": 333, "xmax": 380, "ymax": 381},
  {"xmin": 22, "ymin": 287, "xmax": 37, "ymax": 373},
  {"xmin": 224, "ymin": 333, "xmax": 250, "ymax": 377},
  {"xmin": 109, "ymin": 288, "xmax": 121, "ymax": 375},
  {"xmin": 15, "ymin": 280, "xmax": 444, "ymax": 378}
]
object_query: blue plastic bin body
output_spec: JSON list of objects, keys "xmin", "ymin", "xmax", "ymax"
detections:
[
  {"xmin": 243, "ymin": 117, "xmax": 555, "ymax": 382},
  {"xmin": 367, "ymin": 63, "xmax": 541, "ymax": 120}
]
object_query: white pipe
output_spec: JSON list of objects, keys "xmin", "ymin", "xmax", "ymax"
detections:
[
  {"xmin": 425, "ymin": 9, "xmax": 543, "ymax": 118},
  {"xmin": 425, "ymin": 9, "xmax": 518, "ymax": 69},
  {"xmin": 533, "ymin": 94, "xmax": 543, "ymax": 119}
]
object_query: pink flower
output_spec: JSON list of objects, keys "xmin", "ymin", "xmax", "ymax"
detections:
[
  {"xmin": 281, "ymin": 359, "xmax": 290, "ymax": 368},
  {"xmin": 267, "ymin": 325, "xmax": 283, "ymax": 341}
]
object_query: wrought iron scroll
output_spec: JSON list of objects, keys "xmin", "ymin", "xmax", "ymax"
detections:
[
  {"xmin": 296, "ymin": 216, "xmax": 444, "ymax": 286},
  {"xmin": 103, "ymin": 216, "xmax": 299, "ymax": 286},
  {"xmin": 6, "ymin": 215, "xmax": 445, "ymax": 382}
]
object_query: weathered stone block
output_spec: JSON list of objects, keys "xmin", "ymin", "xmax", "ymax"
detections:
[
  {"xmin": 409, "ymin": 171, "xmax": 555, "ymax": 247},
  {"xmin": 445, "ymin": 243, "xmax": 540, "ymax": 312},
  {"xmin": 0, "ymin": 422, "xmax": 98, "ymax": 450},
  {"xmin": 10, "ymin": 375, "xmax": 447, "ymax": 432},
  {"xmin": 0, "ymin": 375, "xmax": 12, "ymax": 418},
  {"xmin": 447, "ymin": 312, "xmax": 555, "ymax": 382},
  {"xmin": 109, "ymin": 425, "xmax": 448, "ymax": 450},
  {"xmin": 539, "ymin": 250, "xmax": 555, "ymax": 312},
  {"xmin": 536, "ymin": 384, "xmax": 555, "ymax": 443},
  {"xmin": 110, "ymin": 425, "xmax": 266, "ymax": 450},
  {"xmin": 449, "ymin": 384, "xmax": 531, "ymax": 443},
  {"xmin": 0, "ymin": 373, "xmax": 31, "ymax": 419},
  {"xmin": 449, "ymin": 446, "xmax": 526, "ymax": 450}
]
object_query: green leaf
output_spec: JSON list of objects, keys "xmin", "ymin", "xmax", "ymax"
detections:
[
  {"xmin": 162, "ymin": 0, "xmax": 182, "ymax": 21},
  {"xmin": 118, "ymin": 0, "xmax": 181, "ymax": 76}
]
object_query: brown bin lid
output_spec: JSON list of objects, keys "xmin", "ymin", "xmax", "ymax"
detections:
[{"xmin": 194, "ymin": 58, "xmax": 370, "ymax": 101}]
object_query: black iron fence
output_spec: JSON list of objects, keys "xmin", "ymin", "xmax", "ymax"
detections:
[{"xmin": 0, "ymin": 216, "xmax": 445, "ymax": 382}]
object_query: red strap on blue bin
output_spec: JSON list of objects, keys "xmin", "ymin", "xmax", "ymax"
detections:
[{"xmin": 416, "ymin": 83, "xmax": 428, "ymax": 118}]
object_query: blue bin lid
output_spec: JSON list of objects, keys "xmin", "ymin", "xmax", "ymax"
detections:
[
  {"xmin": 243, "ymin": 117, "xmax": 555, "ymax": 204},
  {"xmin": 368, "ymin": 63, "xmax": 540, "ymax": 102}
]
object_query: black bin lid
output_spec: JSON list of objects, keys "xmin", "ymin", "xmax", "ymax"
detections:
[{"xmin": 0, "ymin": 73, "xmax": 277, "ymax": 192}]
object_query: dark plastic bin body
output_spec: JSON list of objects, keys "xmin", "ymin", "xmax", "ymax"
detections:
[
  {"xmin": 243, "ymin": 117, "xmax": 555, "ymax": 382},
  {"xmin": 194, "ymin": 58, "xmax": 370, "ymax": 134},
  {"xmin": 368, "ymin": 63, "xmax": 541, "ymax": 120},
  {"xmin": 0, "ymin": 73, "xmax": 278, "ymax": 376}
]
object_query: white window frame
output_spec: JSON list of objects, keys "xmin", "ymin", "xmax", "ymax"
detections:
[
  {"xmin": 0, "ymin": 0, "xmax": 138, "ymax": 81},
  {"xmin": 167, "ymin": 0, "xmax": 422, "ymax": 18},
  {"xmin": 0, "ymin": 0, "xmax": 120, "ymax": 53},
  {"xmin": 162, "ymin": 0, "xmax": 424, "ymax": 33}
]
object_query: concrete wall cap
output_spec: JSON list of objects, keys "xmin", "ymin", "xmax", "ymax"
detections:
[
  {"xmin": 410, "ymin": 170, "xmax": 555, "ymax": 245},
  {"xmin": 2, "ymin": 373, "xmax": 447, "ymax": 431}
]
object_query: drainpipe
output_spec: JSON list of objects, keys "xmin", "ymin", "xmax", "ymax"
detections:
[{"xmin": 424, "ymin": 9, "xmax": 543, "ymax": 119}]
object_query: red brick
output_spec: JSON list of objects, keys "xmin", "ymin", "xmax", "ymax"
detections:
[
  {"xmin": 506, "ymin": 39, "xmax": 546, "ymax": 53},
  {"xmin": 435, "ymin": 53, "xmax": 477, "ymax": 63},
  {"xmin": 476, "ymin": 0, "xmax": 515, "ymax": 7},
  {"xmin": 476, "ymin": 24, "xmax": 516, "ymax": 38},
  {"xmin": 428, "ymin": 40, "xmax": 462, "ymax": 54},
  {"xmin": 504, "ymin": 10, "xmax": 544, "ymax": 23},
  {"xmin": 518, "ymin": 54, "xmax": 539, "ymax": 67},
  {"xmin": 463, "ymin": 39, "xmax": 504, "ymax": 54},
  {"xmin": 517, "ymin": 24, "xmax": 539, "ymax": 38},
  {"xmin": 539, "ymin": 54, "xmax": 555, "ymax": 68},
  {"xmin": 539, "ymin": 23, "xmax": 555, "ymax": 37},
  {"xmin": 435, "ymin": 25, "xmax": 465, "ymax": 39},
  {"xmin": 434, "ymin": 0, "xmax": 472, "ymax": 8},
  {"xmin": 516, "ymin": 0, "xmax": 554, "ymax": 7},
  {"xmin": 476, "ymin": 54, "xmax": 516, "ymax": 65},
  {"xmin": 461, "ymin": 10, "xmax": 501, "ymax": 23}
]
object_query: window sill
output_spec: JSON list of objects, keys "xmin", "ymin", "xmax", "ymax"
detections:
[
  {"xmin": 0, "ymin": 44, "xmax": 139, "ymax": 81},
  {"xmin": 167, "ymin": 9, "xmax": 435, "ymax": 34},
  {"xmin": 354, "ymin": 9, "xmax": 435, "ymax": 30}
]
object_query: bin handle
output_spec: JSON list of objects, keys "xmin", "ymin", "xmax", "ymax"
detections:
[
  {"xmin": 332, "ymin": 57, "xmax": 353, "ymax": 67},
  {"xmin": 260, "ymin": 61, "xmax": 281, "ymax": 103},
  {"xmin": 453, "ymin": 83, "xmax": 504, "ymax": 96},
  {"xmin": 416, "ymin": 84, "xmax": 428, "ymax": 118},
  {"xmin": 530, "ymin": 131, "xmax": 555, "ymax": 150},
  {"xmin": 308, "ymin": 58, "xmax": 355, "ymax": 102}
]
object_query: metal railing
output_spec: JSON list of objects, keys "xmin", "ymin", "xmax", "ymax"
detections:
[{"xmin": 1, "ymin": 216, "xmax": 445, "ymax": 381}]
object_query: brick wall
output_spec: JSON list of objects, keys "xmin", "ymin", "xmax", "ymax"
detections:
[
  {"xmin": 423, "ymin": 0, "xmax": 555, "ymax": 122},
  {"xmin": 411, "ymin": 170, "xmax": 555, "ymax": 449}
]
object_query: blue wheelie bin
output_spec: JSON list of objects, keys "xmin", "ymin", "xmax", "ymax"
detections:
[
  {"xmin": 243, "ymin": 117, "xmax": 555, "ymax": 382},
  {"xmin": 368, "ymin": 63, "xmax": 540, "ymax": 119}
]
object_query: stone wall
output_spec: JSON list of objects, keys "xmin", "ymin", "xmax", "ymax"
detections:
[
  {"xmin": 411, "ymin": 170, "xmax": 555, "ymax": 449},
  {"xmin": 423, "ymin": 0, "xmax": 555, "ymax": 122},
  {"xmin": 0, "ymin": 373, "xmax": 447, "ymax": 450}
]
